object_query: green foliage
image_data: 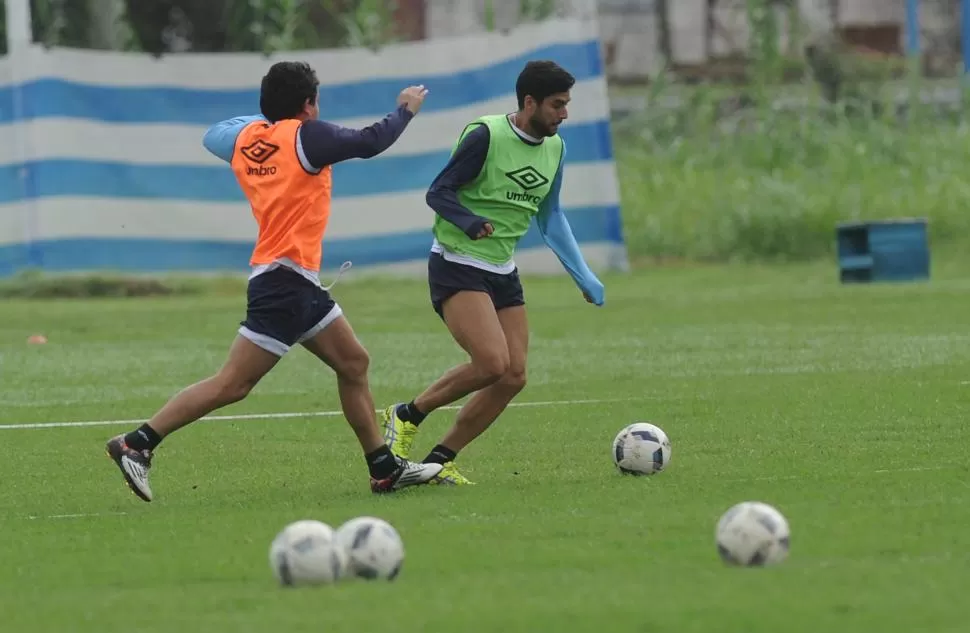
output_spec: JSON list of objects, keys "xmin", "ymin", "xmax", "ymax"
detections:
[
  {"xmin": 30, "ymin": 0, "xmax": 93, "ymax": 48},
  {"xmin": 122, "ymin": 0, "xmax": 401, "ymax": 54},
  {"xmin": 614, "ymin": 89, "xmax": 970, "ymax": 263},
  {"xmin": 805, "ymin": 35, "xmax": 905, "ymax": 111},
  {"xmin": 20, "ymin": 0, "xmax": 401, "ymax": 54},
  {"xmin": 323, "ymin": 0, "xmax": 400, "ymax": 50},
  {"xmin": 243, "ymin": 0, "xmax": 321, "ymax": 54},
  {"xmin": 746, "ymin": 0, "xmax": 781, "ymax": 91},
  {"xmin": 614, "ymin": 1, "xmax": 948, "ymax": 264},
  {"xmin": 520, "ymin": 0, "xmax": 557, "ymax": 21},
  {"xmin": 482, "ymin": 0, "xmax": 495, "ymax": 31},
  {"xmin": 482, "ymin": 0, "xmax": 557, "ymax": 32}
]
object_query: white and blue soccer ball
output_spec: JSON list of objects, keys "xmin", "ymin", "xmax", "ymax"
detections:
[
  {"xmin": 715, "ymin": 501, "xmax": 791, "ymax": 567},
  {"xmin": 269, "ymin": 519, "xmax": 348, "ymax": 587},
  {"xmin": 612, "ymin": 422, "xmax": 671, "ymax": 475},
  {"xmin": 334, "ymin": 516, "xmax": 405, "ymax": 581}
]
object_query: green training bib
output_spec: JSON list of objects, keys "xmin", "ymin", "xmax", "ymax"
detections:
[{"xmin": 432, "ymin": 114, "xmax": 564, "ymax": 265}]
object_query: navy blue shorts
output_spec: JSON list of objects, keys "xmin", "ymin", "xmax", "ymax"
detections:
[
  {"xmin": 238, "ymin": 267, "xmax": 342, "ymax": 356},
  {"xmin": 428, "ymin": 251, "xmax": 525, "ymax": 319}
]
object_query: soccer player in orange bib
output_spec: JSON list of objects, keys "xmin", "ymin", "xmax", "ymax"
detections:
[{"xmin": 105, "ymin": 62, "xmax": 443, "ymax": 500}]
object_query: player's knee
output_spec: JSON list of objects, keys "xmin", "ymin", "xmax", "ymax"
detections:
[
  {"xmin": 214, "ymin": 375, "xmax": 257, "ymax": 405},
  {"xmin": 502, "ymin": 366, "xmax": 527, "ymax": 393},
  {"xmin": 474, "ymin": 351, "xmax": 510, "ymax": 385},
  {"xmin": 336, "ymin": 346, "xmax": 370, "ymax": 383}
]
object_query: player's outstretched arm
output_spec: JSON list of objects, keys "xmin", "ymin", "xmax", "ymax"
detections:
[
  {"xmin": 425, "ymin": 124, "xmax": 493, "ymax": 240},
  {"xmin": 202, "ymin": 115, "xmax": 266, "ymax": 163},
  {"xmin": 535, "ymin": 152, "xmax": 605, "ymax": 306},
  {"xmin": 299, "ymin": 85, "xmax": 428, "ymax": 169}
]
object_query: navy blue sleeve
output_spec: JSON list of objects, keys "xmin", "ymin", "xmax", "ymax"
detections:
[
  {"xmin": 299, "ymin": 104, "xmax": 414, "ymax": 168},
  {"xmin": 425, "ymin": 124, "xmax": 491, "ymax": 239}
]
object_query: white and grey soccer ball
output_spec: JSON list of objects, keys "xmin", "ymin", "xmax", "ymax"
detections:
[
  {"xmin": 612, "ymin": 422, "xmax": 671, "ymax": 475},
  {"xmin": 334, "ymin": 516, "xmax": 405, "ymax": 581},
  {"xmin": 269, "ymin": 519, "xmax": 348, "ymax": 587},
  {"xmin": 715, "ymin": 501, "xmax": 791, "ymax": 567}
]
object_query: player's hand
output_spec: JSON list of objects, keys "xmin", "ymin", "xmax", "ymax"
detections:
[
  {"xmin": 398, "ymin": 85, "xmax": 429, "ymax": 115},
  {"xmin": 475, "ymin": 222, "xmax": 494, "ymax": 239}
]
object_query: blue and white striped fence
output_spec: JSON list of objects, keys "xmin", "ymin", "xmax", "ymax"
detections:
[{"xmin": 0, "ymin": 17, "xmax": 627, "ymax": 277}]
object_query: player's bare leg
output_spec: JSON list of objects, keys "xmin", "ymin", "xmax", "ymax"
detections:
[
  {"xmin": 438, "ymin": 305, "xmax": 528, "ymax": 452},
  {"xmin": 380, "ymin": 291, "xmax": 509, "ymax": 461},
  {"xmin": 105, "ymin": 335, "xmax": 279, "ymax": 502},
  {"xmin": 301, "ymin": 316, "xmax": 381, "ymax": 451},
  {"xmin": 421, "ymin": 305, "xmax": 528, "ymax": 485},
  {"xmin": 417, "ymin": 291, "xmax": 510, "ymax": 411},
  {"xmin": 301, "ymin": 315, "xmax": 442, "ymax": 492},
  {"xmin": 148, "ymin": 336, "xmax": 280, "ymax": 437}
]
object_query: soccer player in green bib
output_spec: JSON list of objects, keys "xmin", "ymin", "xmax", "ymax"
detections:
[{"xmin": 380, "ymin": 60, "xmax": 605, "ymax": 485}]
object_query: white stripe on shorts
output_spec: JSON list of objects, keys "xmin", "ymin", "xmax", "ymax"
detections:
[
  {"xmin": 297, "ymin": 304, "xmax": 344, "ymax": 343},
  {"xmin": 238, "ymin": 303, "xmax": 344, "ymax": 357}
]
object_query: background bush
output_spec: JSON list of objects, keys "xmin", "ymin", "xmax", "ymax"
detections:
[{"xmin": 613, "ymin": 96, "xmax": 970, "ymax": 263}]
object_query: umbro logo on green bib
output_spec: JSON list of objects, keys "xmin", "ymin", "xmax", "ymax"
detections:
[
  {"xmin": 437, "ymin": 114, "xmax": 562, "ymax": 264},
  {"xmin": 505, "ymin": 166, "xmax": 549, "ymax": 191}
]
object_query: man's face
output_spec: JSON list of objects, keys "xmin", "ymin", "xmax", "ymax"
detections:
[{"xmin": 526, "ymin": 91, "xmax": 570, "ymax": 137}]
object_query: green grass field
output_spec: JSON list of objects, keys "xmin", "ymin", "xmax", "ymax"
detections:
[{"xmin": 2, "ymin": 257, "xmax": 969, "ymax": 632}]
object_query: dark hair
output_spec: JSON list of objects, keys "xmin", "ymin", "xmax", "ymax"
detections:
[
  {"xmin": 259, "ymin": 61, "xmax": 319, "ymax": 122},
  {"xmin": 515, "ymin": 60, "xmax": 575, "ymax": 109}
]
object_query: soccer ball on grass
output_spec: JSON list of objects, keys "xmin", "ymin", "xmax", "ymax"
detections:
[
  {"xmin": 715, "ymin": 501, "xmax": 790, "ymax": 567},
  {"xmin": 612, "ymin": 422, "xmax": 671, "ymax": 475},
  {"xmin": 269, "ymin": 519, "xmax": 348, "ymax": 587},
  {"xmin": 334, "ymin": 516, "xmax": 405, "ymax": 581}
]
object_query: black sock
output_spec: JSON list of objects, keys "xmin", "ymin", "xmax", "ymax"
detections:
[
  {"xmin": 365, "ymin": 445, "xmax": 399, "ymax": 480},
  {"xmin": 124, "ymin": 424, "xmax": 162, "ymax": 452},
  {"xmin": 423, "ymin": 444, "xmax": 457, "ymax": 465},
  {"xmin": 397, "ymin": 401, "xmax": 427, "ymax": 426}
]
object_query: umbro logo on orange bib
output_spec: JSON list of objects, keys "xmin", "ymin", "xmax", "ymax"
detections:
[
  {"xmin": 241, "ymin": 139, "xmax": 280, "ymax": 176},
  {"xmin": 230, "ymin": 118, "xmax": 333, "ymax": 273},
  {"xmin": 241, "ymin": 139, "xmax": 280, "ymax": 164}
]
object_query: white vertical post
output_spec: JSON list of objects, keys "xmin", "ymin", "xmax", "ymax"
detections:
[
  {"xmin": 5, "ymin": 0, "xmax": 36, "ymax": 268},
  {"xmin": 5, "ymin": 0, "xmax": 32, "ymax": 53}
]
